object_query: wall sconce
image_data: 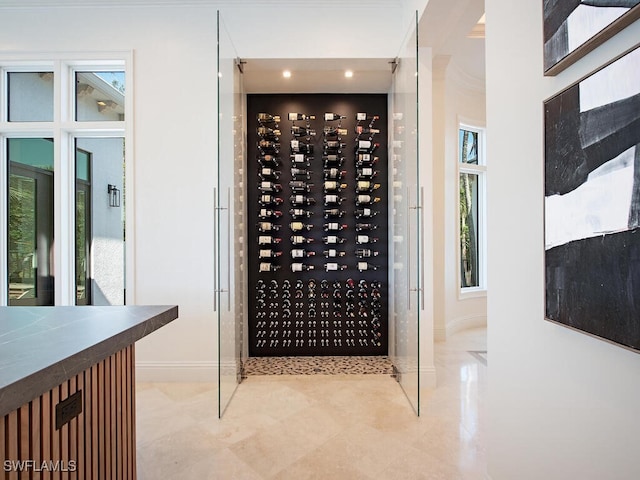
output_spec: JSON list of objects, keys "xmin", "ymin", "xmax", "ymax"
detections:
[{"xmin": 108, "ymin": 184, "xmax": 121, "ymax": 208}]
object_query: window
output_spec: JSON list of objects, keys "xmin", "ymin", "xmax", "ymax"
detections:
[
  {"xmin": 1, "ymin": 57, "xmax": 130, "ymax": 306},
  {"xmin": 458, "ymin": 125, "xmax": 486, "ymax": 290}
]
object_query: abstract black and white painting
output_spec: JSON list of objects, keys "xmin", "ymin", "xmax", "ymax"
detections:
[
  {"xmin": 545, "ymin": 46, "xmax": 640, "ymax": 352},
  {"xmin": 543, "ymin": 0, "xmax": 640, "ymax": 74}
]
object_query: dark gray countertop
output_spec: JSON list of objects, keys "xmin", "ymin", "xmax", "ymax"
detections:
[{"xmin": 0, "ymin": 305, "xmax": 178, "ymax": 417}]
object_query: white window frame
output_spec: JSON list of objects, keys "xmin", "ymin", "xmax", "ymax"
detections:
[
  {"xmin": 457, "ymin": 122, "xmax": 486, "ymax": 297},
  {"xmin": 0, "ymin": 52, "xmax": 134, "ymax": 306}
]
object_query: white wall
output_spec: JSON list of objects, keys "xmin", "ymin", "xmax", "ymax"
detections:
[
  {"xmin": 432, "ymin": 55, "xmax": 487, "ymax": 341},
  {"xmin": 0, "ymin": 3, "xmax": 432, "ymax": 383},
  {"xmin": 486, "ymin": 0, "xmax": 640, "ymax": 477}
]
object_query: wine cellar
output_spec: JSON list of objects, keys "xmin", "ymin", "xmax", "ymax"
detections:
[{"xmin": 246, "ymin": 94, "xmax": 389, "ymax": 357}]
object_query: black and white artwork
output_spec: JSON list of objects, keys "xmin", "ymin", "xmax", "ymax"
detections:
[
  {"xmin": 543, "ymin": 0, "xmax": 640, "ymax": 75},
  {"xmin": 545, "ymin": 46, "xmax": 640, "ymax": 352}
]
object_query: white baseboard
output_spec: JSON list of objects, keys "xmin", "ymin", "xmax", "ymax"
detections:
[
  {"xmin": 420, "ymin": 365, "xmax": 437, "ymax": 389},
  {"xmin": 445, "ymin": 314, "xmax": 487, "ymax": 338},
  {"xmin": 135, "ymin": 361, "xmax": 217, "ymax": 382}
]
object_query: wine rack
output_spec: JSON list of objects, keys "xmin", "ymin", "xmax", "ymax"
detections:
[{"xmin": 247, "ymin": 94, "xmax": 388, "ymax": 356}]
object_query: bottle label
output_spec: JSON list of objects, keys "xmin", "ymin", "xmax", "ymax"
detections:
[
  {"xmin": 291, "ymin": 222, "xmax": 303, "ymax": 231},
  {"xmin": 363, "ymin": 168, "xmax": 373, "ymax": 176},
  {"xmin": 357, "ymin": 112, "xmax": 367, "ymax": 121},
  {"xmin": 328, "ymin": 223, "xmax": 339, "ymax": 230},
  {"xmin": 291, "ymin": 249, "xmax": 304, "ymax": 258},
  {"xmin": 327, "ymin": 236, "xmax": 337, "ymax": 244},
  {"xmin": 291, "ymin": 263, "xmax": 303, "ymax": 272},
  {"xmin": 293, "ymin": 154, "xmax": 304, "ymax": 163},
  {"xmin": 259, "ymin": 263, "xmax": 272, "ymax": 272},
  {"xmin": 327, "ymin": 249, "xmax": 337, "ymax": 257},
  {"xmin": 259, "ymin": 249, "xmax": 272, "ymax": 258},
  {"xmin": 359, "ymin": 140, "xmax": 371, "ymax": 149},
  {"xmin": 326, "ymin": 263, "xmax": 338, "ymax": 271},
  {"xmin": 357, "ymin": 235, "xmax": 369, "ymax": 243},
  {"xmin": 358, "ymin": 181, "xmax": 370, "ymax": 190},
  {"xmin": 358, "ymin": 262, "xmax": 368, "ymax": 271},
  {"xmin": 258, "ymin": 236, "xmax": 271, "ymax": 244}
]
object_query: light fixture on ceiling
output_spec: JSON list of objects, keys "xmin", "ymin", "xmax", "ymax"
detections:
[
  {"xmin": 283, "ymin": 70, "xmax": 291, "ymax": 78},
  {"xmin": 344, "ymin": 70, "xmax": 354, "ymax": 78}
]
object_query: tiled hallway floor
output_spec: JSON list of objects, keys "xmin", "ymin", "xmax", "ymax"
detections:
[{"xmin": 136, "ymin": 327, "xmax": 487, "ymax": 479}]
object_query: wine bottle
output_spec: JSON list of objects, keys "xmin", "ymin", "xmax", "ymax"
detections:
[
  {"xmin": 289, "ymin": 180, "xmax": 313, "ymax": 193},
  {"xmin": 258, "ymin": 235, "xmax": 282, "ymax": 245},
  {"xmin": 290, "ymin": 140, "xmax": 314, "ymax": 154},
  {"xmin": 323, "ymin": 208, "xmax": 345, "ymax": 218},
  {"xmin": 355, "ymin": 223, "xmax": 378, "ymax": 231},
  {"xmin": 357, "ymin": 262, "xmax": 379, "ymax": 272},
  {"xmin": 259, "ymin": 249, "xmax": 282, "ymax": 259},
  {"xmin": 355, "ymin": 154, "xmax": 379, "ymax": 167},
  {"xmin": 356, "ymin": 235, "xmax": 378, "ymax": 244},
  {"xmin": 324, "ymin": 113, "xmax": 347, "ymax": 121},
  {"xmin": 290, "ymin": 195, "xmax": 315, "ymax": 206},
  {"xmin": 291, "ymin": 167, "xmax": 311, "ymax": 179},
  {"xmin": 355, "ymin": 195, "xmax": 381, "ymax": 205},
  {"xmin": 323, "ymin": 168, "xmax": 346, "ymax": 179},
  {"xmin": 355, "ymin": 208, "xmax": 377, "ymax": 218},
  {"xmin": 323, "ymin": 249, "xmax": 346, "ymax": 258},
  {"xmin": 323, "ymin": 235, "xmax": 346, "ymax": 244},
  {"xmin": 355, "ymin": 181, "xmax": 381, "ymax": 192},
  {"xmin": 291, "ymin": 126, "xmax": 316, "ymax": 137},
  {"xmin": 257, "ymin": 222, "xmax": 281, "ymax": 232},
  {"xmin": 259, "ymin": 195, "xmax": 284, "ymax": 206},
  {"xmin": 323, "ymin": 181, "xmax": 347, "ymax": 192},
  {"xmin": 290, "ymin": 154, "xmax": 311, "ymax": 165},
  {"xmin": 325, "ymin": 263, "xmax": 347, "ymax": 271},
  {"xmin": 259, "ymin": 167, "xmax": 280, "ymax": 180},
  {"xmin": 259, "ymin": 262, "xmax": 281, "ymax": 272},
  {"xmin": 258, "ymin": 140, "xmax": 280, "ymax": 152},
  {"xmin": 323, "ymin": 126, "xmax": 348, "ymax": 137},
  {"xmin": 257, "ymin": 113, "xmax": 281, "ymax": 124},
  {"xmin": 323, "ymin": 222, "xmax": 347, "ymax": 231},
  {"xmin": 258, "ymin": 155, "xmax": 280, "ymax": 167},
  {"xmin": 323, "ymin": 194, "xmax": 343, "ymax": 205},
  {"xmin": 323, "ymin": 141, "xmax": 346, "ymax": 153},
  {"xmin": 355, "ymin": 126, "xmax": 380, "ymax": 136},
  {"xmin": 356, "ymin": 167, "xmax": 377, "ymax": 179},
  {"xmin": 288, "ymin": 113, "xmax": 315, "ymax": 121},
  {"xmin": 356, "ymin": 248, "xmax": 378, "ymax": 258},
  {"xmin": 291, "ymin": 235, "xmax": 313, "ymax": 245},
  {"xmin": 290, "ymin": 222, "xmax": 313, "ymax": 232},
  {"xmin": 289, "ymin": 208, "xmax": 312, "ymax": 218},
  {"xmin": 257, "ymin": 126, "xmax": 281, "ymax": 139},
  {"xmin": 356, "ymin": 113, "xmax": 380, "ymax": 123},
  {"xmin": 291, "ymin": 263, "xmax": 314, "ymax": 272},
  {"xmin": 258, "ymin": 208, "xmax": 282, "ymax": 219},
  {"xmin": 259, "ymin": 181, "xmax": 282, "ymax": 193},
  {"xmin": 322, "ymin": 155, "xmax": 345, "ymax": 167},
  {"xmin": 291, "ymin": 249, "xmax": 315, "ymax": 258},
  {"xmin": 355, "ymin": 140, "xmax": 379, "ymax": 154}
]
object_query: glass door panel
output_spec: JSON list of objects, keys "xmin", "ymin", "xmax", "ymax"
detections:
[
  {"xmin": 74, "ymin": 138, "xmax": 125, "ymax": 306},
  {"xmin": 217, "ymin": 10, "xmax": 245, "ymax": 418},
  {"xmin": 7, "ymin": 138, "xmax": 54, "ymax": 306},
  {"xmin": 390, "ymin": 12, "xmax": 421, "ymax": 415}
]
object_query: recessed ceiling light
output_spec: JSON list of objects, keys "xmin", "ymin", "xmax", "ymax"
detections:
[
  {"xmin": 283, "ymin": 70, "xmax": 292, "ymax": 78},
  {"xmin": 344, "ymin": 70, "xmax": 354, "ymax": 78}
]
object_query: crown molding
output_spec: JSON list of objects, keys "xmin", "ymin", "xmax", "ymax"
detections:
[{"xmin": 0, "ymin": 0, "xmax": 403, "ymax": 7}]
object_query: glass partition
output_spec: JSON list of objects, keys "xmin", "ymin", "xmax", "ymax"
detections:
[
  {"xmin": 217, "ymin": 11, "xmax": 246, "ymax": 418},
  {"xmin": 389, "ymin": 11, "xmax": 421, "ymax": 415}
]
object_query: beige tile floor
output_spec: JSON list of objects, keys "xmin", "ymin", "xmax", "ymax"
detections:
[{"xmin": 136, "ymin": 327, "xmax": 487, "ymax": 479}]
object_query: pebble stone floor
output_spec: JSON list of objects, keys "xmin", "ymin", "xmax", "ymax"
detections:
[{"xmin": 136, "ymin": 327, "xmax": 488, "ymax": 479}]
